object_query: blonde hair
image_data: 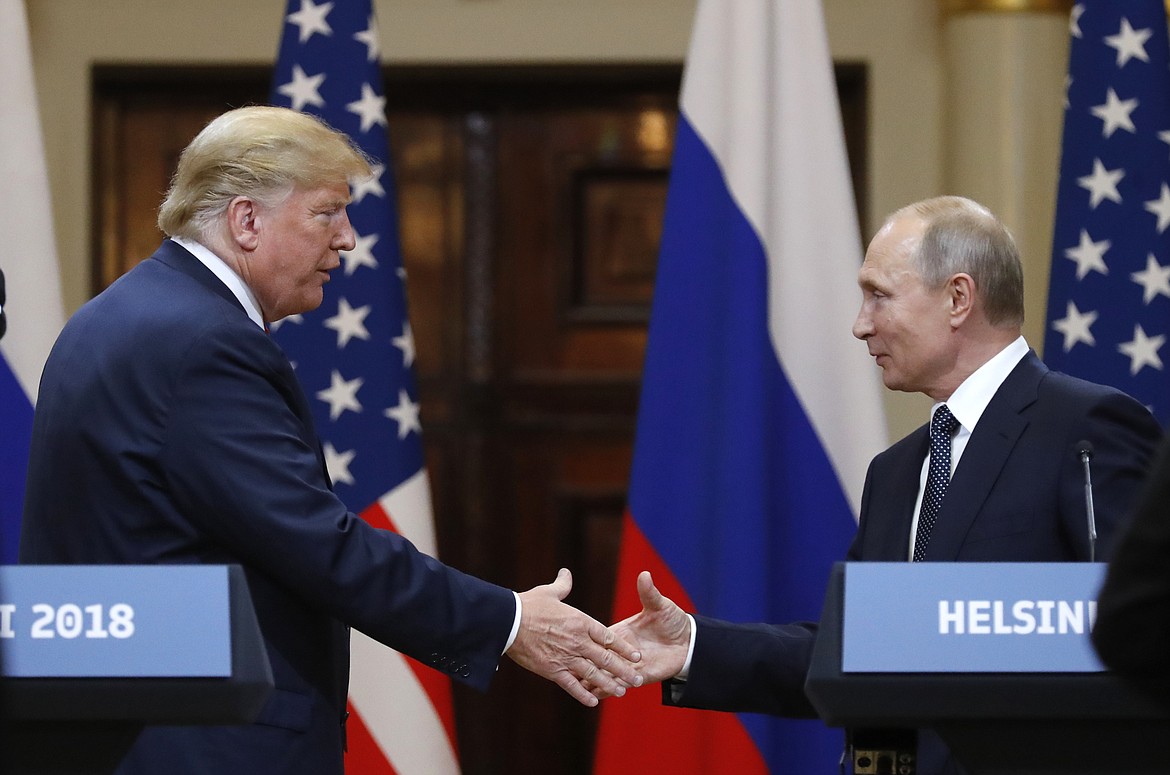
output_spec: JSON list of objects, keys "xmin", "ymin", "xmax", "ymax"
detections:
[{"xmin": 157, "ymin": 106, "xmax": 372, "ymax": 242}]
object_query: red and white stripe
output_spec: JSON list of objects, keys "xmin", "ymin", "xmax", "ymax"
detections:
[{"xmin": 346, "ymin": 470, "xmax": 460, "ymax": 775}]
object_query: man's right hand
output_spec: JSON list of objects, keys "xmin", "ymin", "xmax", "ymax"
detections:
[
  {"xmin": 506, "ymin": 568, "xmax": 644, "ymax": 707},
  {"xmin": 608, "ymin": 571, "xmax": 692, "ymax": 685}
]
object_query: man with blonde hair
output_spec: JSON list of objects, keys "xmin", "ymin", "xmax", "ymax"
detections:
[
  {"xmin": 21, "ymin": 106, "xmax": 642, "ymax": 775},
  {"xmin": 610, "ymin": 196, "xmax": 1161, "ymax": 775}
]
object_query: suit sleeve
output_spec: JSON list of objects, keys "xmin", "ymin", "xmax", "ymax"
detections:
[
  {"xmin": 663, "ymin": 615, "xmax": 819, "ymax": 717},
  {"xmin": 159, "ymin": 323, "xmax": 515, "ymax": 690}
]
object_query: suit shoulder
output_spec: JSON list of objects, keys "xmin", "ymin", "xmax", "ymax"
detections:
[
  {"xmin": 71, "ymin": 256, "xmax": 254, "ymax": 344},
  {"xmin": 1036, "ymin": 368, "xmax": 1145, "ymax": 410},
  {"xmin": 869, "ymin": 422, "xmax": 928, "ymax": 468},
  {"xmin": 1032, "ymin": 369, "xmax": 1161, "ymax": 453}
]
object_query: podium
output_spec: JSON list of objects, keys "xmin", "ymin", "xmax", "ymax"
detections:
[
  {"xmin": 1, "ymin": 565, "xmax": 273, "ymax": 774},
  {"xmin": 805, "ymin": 562, "xmax": 1170, "ymax": 775}
]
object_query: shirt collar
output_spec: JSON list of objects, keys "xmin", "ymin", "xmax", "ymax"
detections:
[
  {"xmin": 934, "ymin": 336, "xmax": 1029, "ymax": 433},
  {"xmin": 170, "ymin": 236, "xmax": 266, "ymax": 331}
]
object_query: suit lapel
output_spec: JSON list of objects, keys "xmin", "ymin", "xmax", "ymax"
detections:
[{"xmin": 921, "ymin": 352, "xmax": 1046, "ymax": 560}]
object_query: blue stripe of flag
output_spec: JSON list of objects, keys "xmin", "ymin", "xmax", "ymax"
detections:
[{"xmin": 0, "ymin": 355, "xmax": 34, "ymax": 563}]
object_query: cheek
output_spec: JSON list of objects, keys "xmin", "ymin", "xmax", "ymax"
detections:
[
  {"xmin": 881, "ymin": 301, "xmax": 926, "ymax": 342},
  {"xmin": 872, "ymin": 306, "xmax": 903, "ymax": 339}
]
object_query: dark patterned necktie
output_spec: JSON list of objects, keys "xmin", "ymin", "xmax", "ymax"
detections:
[{"xmin": 912, "ymin": 404, "xmax": 960, "ymax": 562}]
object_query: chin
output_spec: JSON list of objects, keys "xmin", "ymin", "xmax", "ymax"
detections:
[{"xmin": 302, "ymin": 290, "xmax": 325, "ymax": 313}]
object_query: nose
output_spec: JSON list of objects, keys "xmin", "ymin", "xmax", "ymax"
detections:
[
  {"xmin": 334, "ymin": 210, "xmax": 357, "ymax": 252},
  {"xmin": 852, "ymin": 303, "xmax": 872, "ymax": 341}
]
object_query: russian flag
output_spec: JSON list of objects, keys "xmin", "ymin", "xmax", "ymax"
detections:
[
  {"xmin": 593, "ymin": 1, "xmax": 887, "ymax": 772},
  {"xmin": 0, "ymin": 0, "xmax": 66, "ymax": 565}
]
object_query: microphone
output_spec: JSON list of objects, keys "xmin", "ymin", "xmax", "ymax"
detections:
[
  {"xmin": 0, "ymin": 267, "xmax": 7, "ymax": 341},
  {"xmin": 1076, "ymin": 440, "xmax": 1097, "ymax": 562}
]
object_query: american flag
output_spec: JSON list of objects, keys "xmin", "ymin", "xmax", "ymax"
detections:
[
  {"xmin": 1044, "ymin": 0, "xmax": 1170, "ymax": 425},
  {"xmin": 269, "ymin": 1, "xmax": 460, "ymax": 772}
]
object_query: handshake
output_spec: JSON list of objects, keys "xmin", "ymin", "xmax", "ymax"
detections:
[{"xmin": 506, "ymin": 569, "xmax": 690, "ymax": 706}]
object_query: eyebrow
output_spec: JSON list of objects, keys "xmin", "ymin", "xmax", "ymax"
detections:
[
  {"xmin": 857, "ymin": 271, "xmax": 888, "ymax": 293},
  {"xmin": 315, "ymin": 198, "xmax": 350, "ymax": 212}
]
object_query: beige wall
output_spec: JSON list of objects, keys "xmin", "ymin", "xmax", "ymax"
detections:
[
  {"xmin": 827, "ymin": 0, "xmax": 946, "ymax": 430},
  {"xmin": 24, "ymin": 0, "xmax": 1069, "ymax": 442}
]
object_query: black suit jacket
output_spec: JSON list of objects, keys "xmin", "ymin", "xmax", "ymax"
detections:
[
  {"xmin": 669, "ymin": 351, "xmax": 1162, "ymax": 774},
  {"xmin": 20, "ymin": 241, "xmax": 516, "ymax": 775}
]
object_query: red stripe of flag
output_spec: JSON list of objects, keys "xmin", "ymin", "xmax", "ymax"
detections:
[
  {"xmin": 346, "ymin": 702, "xmax": 399, "ymax": 775},
  {"xmin": 357, "ymin": 500, "xmax": 460, "ymax": 755},
  {"xmin": 593, "ymin": 513, "xmax": 767, "ymax": 775}
]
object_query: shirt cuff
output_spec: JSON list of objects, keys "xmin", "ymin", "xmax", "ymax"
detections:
[
  {"xmin": 675, "ymin": 613, "xmax": 698, "ymax": 680},
  {"xmin": 503, "ymin": 591, "xmax": 522, "ymax": 654}
]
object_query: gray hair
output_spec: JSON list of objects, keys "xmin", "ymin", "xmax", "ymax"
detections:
[{"xmin": 890, "ymin": 195, "xmax": 1025, "ymax": 327}]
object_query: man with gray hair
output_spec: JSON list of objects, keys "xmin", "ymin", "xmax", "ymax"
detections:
[
  {"xmin": 608, "ymin": 196, "xmax": 1161, "ymax": 775},
  {"xmin": 20, "ymin": 106, "xmax": 642, "ymax": 775}
]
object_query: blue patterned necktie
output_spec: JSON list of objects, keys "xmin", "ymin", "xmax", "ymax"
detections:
[{"xmin": 913, "ymin": 404, "xmax": 959, "ymax": 562}]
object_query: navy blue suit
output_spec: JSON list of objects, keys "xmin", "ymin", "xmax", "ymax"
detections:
[
  {"xmin": 668, "ymin": 351, "xmax": 1162, "ymax": 774},
  {"xmin": 20, "ymin": 241, "xmax": 516, "ymax": 774}
]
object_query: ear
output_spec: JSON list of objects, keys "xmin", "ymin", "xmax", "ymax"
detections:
[
  {"xmin": 225, "ymin": 196, "xmax": 260, "ymax": 251},
  {"xmin": 948, "ymin": 273, "xmax": 975, "ymax": 328}
]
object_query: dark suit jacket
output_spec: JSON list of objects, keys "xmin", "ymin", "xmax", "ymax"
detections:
[
  {"xmin": 1093, "ymin": 436, "xmax": 1170, "ymax": 708},
  {"xmin": 668, "ymin": 351, "xmax": 1162, "ymax": 774},
  {"xmin": 20, "ymin": 241, "xmax": 516, "ymax": 775}
]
